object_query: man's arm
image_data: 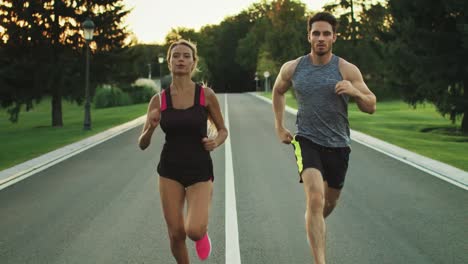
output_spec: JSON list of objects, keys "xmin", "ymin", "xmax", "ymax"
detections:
[
  {"xmin": 338, "ymin": 60, "xmax": 376, "ymax": 114},
  {"xmin": 272, "ymin": 59, "xmax": 298, "ymax": 144}
]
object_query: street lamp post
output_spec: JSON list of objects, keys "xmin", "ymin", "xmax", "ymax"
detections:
[
  {"xmin": 82, "ymin": 18, "xmax": 95, "ymax": 131},
  {"xmin": 254, "ymin": 72, "xmax": 259, "ymax": 91},
  {"xmin": 147, "ymin": 63, "xmax": 152, "ymax": 79},
  {"xmin": 263, "ymin": 71, "xmax": 270, "ymax": 92},
  {"xmin": 158, "ymin": 54, "xmax": 164, "ymax": 90}
]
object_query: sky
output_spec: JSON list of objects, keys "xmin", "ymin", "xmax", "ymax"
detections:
[{"xmin": 123, "ymin": 0, "xmax": 330, "ymax": 44}]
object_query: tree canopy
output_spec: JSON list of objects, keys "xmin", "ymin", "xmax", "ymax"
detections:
[
  {"xmin": 1, "ymin": 0, "xmax": 467, "ymax": 132},
  {"xmin": 0, "ymin": 0, "xmax": 130, "ymax": 125}
]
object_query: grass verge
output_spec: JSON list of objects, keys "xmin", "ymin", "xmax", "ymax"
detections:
[
  {"xmin": 262, "ymin": 91, "xmax": 468, "ymax": 171},
  {"xmin": 0, "ymin": 98, "xmax": 147, "ymax": 171}
]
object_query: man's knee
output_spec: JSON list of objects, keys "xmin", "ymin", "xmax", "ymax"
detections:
[
  {"xmin": 302, "ymin": 169, "xmax": 325, "ymax": 214},
  {"xmin": 306, "ymin": 191, "xmax": 325, "ymax": 214},
  {"xmin": 325, "ymin": 197, "xmax": 338, "ymax": 209},
  {"xmin": 324, "ymin": 186, "xmax": 341, "ymax": 210}
]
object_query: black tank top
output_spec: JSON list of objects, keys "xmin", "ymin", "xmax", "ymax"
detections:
[{"xmin": 159, "ymin": 84, "xmax": 210, "ymax": 163}]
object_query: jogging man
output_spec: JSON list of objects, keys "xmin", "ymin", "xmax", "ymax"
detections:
[{"xmin": 272, "ymin": 12, "xmax": 376, "ymax": 264}]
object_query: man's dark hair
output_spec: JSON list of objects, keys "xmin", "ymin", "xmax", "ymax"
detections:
[{"xmin": 307, "ymin": 12, "xmax": 338, "ymax": 33}]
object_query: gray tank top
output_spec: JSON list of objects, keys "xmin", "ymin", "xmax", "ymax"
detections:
[{"xmin": 291, "ymin": 54, "xmax": 350, "ymax": 147}]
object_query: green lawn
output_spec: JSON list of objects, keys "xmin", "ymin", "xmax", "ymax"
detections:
[
  {"xmin": 0, "ymin": 99, "xmax": 147, "ymax": 171},
  {"xmin": 263, "ymin": 91, "xmax": 468, "ymax": 171}
]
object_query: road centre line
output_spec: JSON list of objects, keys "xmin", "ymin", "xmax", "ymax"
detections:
[{"xmin": 224, "ymin": 94, "xmax": 242, "ymax": 264}]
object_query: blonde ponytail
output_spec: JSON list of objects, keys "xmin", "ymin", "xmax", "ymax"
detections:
[{"xmin": 207, "ymin": 115, "xmax": 218, "ymax": 139}]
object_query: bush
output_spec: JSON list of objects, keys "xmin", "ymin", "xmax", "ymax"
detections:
[
  {"xmin": 133, "ymin": 78, "xmax": 158, "ymax": 91},
  {"xmin": 128, "ymin": 78, "xmax": 157, "ymax": 104},
  {"xmin": 161, "ymin": 75, "xmax": 172, "ymax": 89},
  {"xmin": 94, "ymin": 85, "xmax": 132, "ymax": 109}
]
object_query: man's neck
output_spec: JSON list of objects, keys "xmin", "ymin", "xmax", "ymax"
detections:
[{"xmin": 309, "ymin": 52, "xmax": 333, "ymax": 66}]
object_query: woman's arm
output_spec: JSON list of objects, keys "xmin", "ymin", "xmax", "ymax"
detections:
[
  {"xmin": 138, "ymin": 94, "xmax": 161, "ymax": 150},
  {"xmin": 203, "ymin": 88, "xmax": 228, "ymax": 151}
]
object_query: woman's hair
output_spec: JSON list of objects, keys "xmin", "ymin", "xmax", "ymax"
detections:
[
  {"xmin": 207, "ymin": 115, "xmax": 218, "ymax": 139},
  {"xmin": 166, "ymin": 39, "xmax": 198, "ymax": 75}
]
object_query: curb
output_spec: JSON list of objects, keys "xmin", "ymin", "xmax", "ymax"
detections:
[{"xmin": 0, "ymin": 116, "xmax": 146, "ymax": 191}]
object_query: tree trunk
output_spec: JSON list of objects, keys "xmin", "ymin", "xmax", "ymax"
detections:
[
  {"xmin": 51, "ymin": 89, "xmax": 63, "ymax": 127},
  {"xmin": 350, "ymin": 0, "xmax": 357, "ymax": 46},
  {"xmin": 50, "ymin": 0, "xmax": 62, "ymax": 127},
  {"xmin": 462, "ymin": 110, "xmax": 468, "ymax": 134},
  {"xmin": 462, "ymin": 78, "xmax": 468, "ymax": 134}
]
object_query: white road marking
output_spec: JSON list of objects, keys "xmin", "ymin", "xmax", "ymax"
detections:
[{"xmin": 224, "ymin": 94, "xmax": 242, "ymax": 264}]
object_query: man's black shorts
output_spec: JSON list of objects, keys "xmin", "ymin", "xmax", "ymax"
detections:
[{"xmin": 291, "ymin": 135, "xmax": 351, "ymax": 189}]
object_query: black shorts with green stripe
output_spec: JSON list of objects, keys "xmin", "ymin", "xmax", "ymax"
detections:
[{"xmin": 291, "ymin": 135, "xmax": 351, "ymax": 189}]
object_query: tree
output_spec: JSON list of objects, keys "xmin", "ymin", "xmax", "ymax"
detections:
[
  {"xmin": 387, "ymin": 0, "xmax": 468, "ymax": 132},
  {"xmin": 87, "ymin": 0, "xmax": 131, "ymax": 88},
  {"xmin": 324, "ymin": 0, "xmax": 362, "ymax": 45},
  {"xmin": 236, "ymin": 0, "xmax": 308, "ymax": 90},
  {"xmin": 256, "ymin": 47, "xmax": 279, "ymax": 91},
  {"xmin": 0, "ymin": 0, "xmax": 58, "ymax": 122},
  {"xmin": 197, "ymin": 13, "xmax": 254, "ymax": 92},
  {"xmin": 350, "ymin": 2, "xmax": 396, "ymax": 99},
  {"xmin": 0, "ymin": 0, "xmax": 130, "ymax": 126},
  {"xmin": 165, "ymin": 27, "xmax": 199, "ymax": 44},
  {"xmin": 236, "ymin": 16, "xmax": 269, "ymax": 74},
  {"xmin": 264, "ymin": 0, "xmax": 308, "ymax": 63},
  {"xmin": 112, "ymin": 43, "xmax": 165, "ymax": 86}
]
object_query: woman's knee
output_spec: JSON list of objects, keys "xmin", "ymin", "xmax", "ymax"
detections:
[
  {"xmin": 185, "ymin": 224, "xmax": 207, "ymax": 241},
  {"xmin": 168, "ymin": 226, "xmax": 186, "ymax": 242}
]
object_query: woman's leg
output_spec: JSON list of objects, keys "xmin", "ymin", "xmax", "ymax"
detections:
[
  {"xmin": 185, "ymin": 180, "xmax": 213, "ymax": 241},
  {"xmin": 159, "ymin": 176, "xmax": 189, "ymax": 264}
]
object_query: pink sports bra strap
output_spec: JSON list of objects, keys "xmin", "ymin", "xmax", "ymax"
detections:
[
  {"xmin": 160, "ymin": 90, "xmax": 167, "ymax": 111},
  {"xmin": 199, "ymin": 86, "xmax": 206, "ymax": 106}
]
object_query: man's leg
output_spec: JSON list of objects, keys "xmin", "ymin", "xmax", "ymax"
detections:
[
  {"xmin": 323, "ymin": 182, "xmax": 341, "ymax": 218},
  {"xmin": 322, "ymin": 146, "xmax": 349, "ymax": 218},
  {"xmin": 302, "ymin": 168, "xmax": 326, "ymax": 264}
]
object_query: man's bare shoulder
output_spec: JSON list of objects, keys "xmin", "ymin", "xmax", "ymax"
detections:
[
  {"xmin": 339, "ymin": 58, "xmax": 359, "ymax": 72},
  {"xmin": 338, "ymin": 57, "xmax": 361, "ymax": 79},
  {"xmin": 281, "ymin": 57, "xmax": 302, "ymax": 80}
]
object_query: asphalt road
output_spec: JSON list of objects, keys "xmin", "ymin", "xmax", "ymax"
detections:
[{"xmin": 0, "ymin": 93, "xmax": 466, "ymax": 264}]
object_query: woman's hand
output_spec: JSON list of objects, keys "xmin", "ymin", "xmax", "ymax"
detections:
[{"xmin": 202, "ymin": 137, "xmax": 218, "ymax": 151}]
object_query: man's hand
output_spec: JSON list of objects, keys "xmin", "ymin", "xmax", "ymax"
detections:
[
  {"xmin": 275, "ymin": 126, "xmax": 293, "ymax": 144},
  {"xmin": 148, "ymin": 109, "xmax": 160, "ymax": 128},
  {"xmin": 202, "ymin": 137, "xmax": 218, "ymax": 151},
  {"xmin": 335, "ymin": 80, "xmax": 360, "ymax": 97}
]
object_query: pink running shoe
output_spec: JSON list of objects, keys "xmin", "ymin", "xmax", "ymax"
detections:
[{"xmin": 195, "ymin": 233, "xmax": 211, "ymax": 260}]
